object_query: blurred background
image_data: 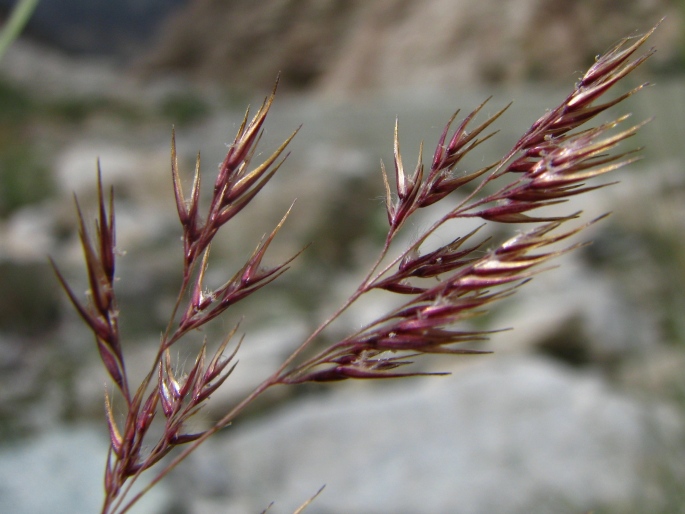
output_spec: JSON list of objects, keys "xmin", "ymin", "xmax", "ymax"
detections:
[{"xmin": 1, "ymin": 1, "xmax": 684, "ymax": 513}]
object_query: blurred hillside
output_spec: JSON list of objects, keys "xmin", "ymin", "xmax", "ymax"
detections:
[{"xmin": 135, "ymin": 0, "xmax": 683, "ymax": 92}]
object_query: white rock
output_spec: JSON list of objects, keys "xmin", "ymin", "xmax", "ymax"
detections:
[
  {"xmin": 0, "ymin": 205, "xmax": 55, "ymax": 262},
  {"xmin": 176, "ymin": 356, "xmax": 683, "ymax": 514},
  {"xmin": 0, "ymin": 426, "xmax": 170, "ymax": 514},
  {"xmin": 55, "ymin": 143, "xmax": 145, "ymax": 197}
]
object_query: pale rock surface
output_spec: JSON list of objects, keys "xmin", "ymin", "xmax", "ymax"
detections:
[
  {"xmin": 0, "ymin": 426, "xmax": 170, "ymax": 514},
  {"xmin": 174, "ymin": 356, "xmax": 684, "ymax": 514}
]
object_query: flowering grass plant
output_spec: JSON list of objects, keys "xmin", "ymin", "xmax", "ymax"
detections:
[{"xmin": 52, "ymin": 22, "xmax": 659, "ymax": 513}]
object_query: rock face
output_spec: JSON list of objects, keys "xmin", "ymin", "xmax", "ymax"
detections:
[
  {"xmin": 172, "ymin": 356, "xmax": 684, "ymax": 514},
  {"xmin": 137, "ymin": 0, "xmax": 681, "ymax": 92}
]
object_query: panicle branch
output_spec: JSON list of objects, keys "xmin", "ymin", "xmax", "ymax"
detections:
[
  {"xmin": 176, "ymin": 203, "xmax": 306, "ymax": 337},
  {"xmin": 100, "ymin": 324, "xmax": 242, "ymax": 513},
  {"xmin": 51, "ymin": 165, "xmax": 129, "ymax": 402},
  {"xmin": 461, "ymin": 116, "xmax": 646, "ymax": 223},
  {"xmin": 281, "ymin": 217, "xmax": 598, "ymax": 383},
  {"xmin": 54, "ymin": 77, "xmax": 304, "ymax": 513},
  {"xmin": 515, "ymin": 23, "xmax": 658, "ymax": 154},
  {"xmin": 281, "ymin": 21, "xmax": 659, "ymax": 385},
  {"xmin": 171, "ymin": 78, "xmax": 300, "ymax": 277},
  {"xmin": 382, "ymin": 98, "xmax": 509, "ymax": 235}
]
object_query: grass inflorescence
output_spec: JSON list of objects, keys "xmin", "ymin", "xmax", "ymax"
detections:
[{"xmin": 53, "ymin": 22, "xmax": 660, "ymax": 514}]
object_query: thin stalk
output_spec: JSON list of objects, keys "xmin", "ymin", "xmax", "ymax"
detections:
[{"xmin": 0, "ymin": 0, "xmax": 39, "ymax": 61}]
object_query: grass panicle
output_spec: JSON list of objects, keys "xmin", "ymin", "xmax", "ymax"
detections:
[{"xmin": 52, "ymin": 21, "xmax": 660, "ymax": 514}]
